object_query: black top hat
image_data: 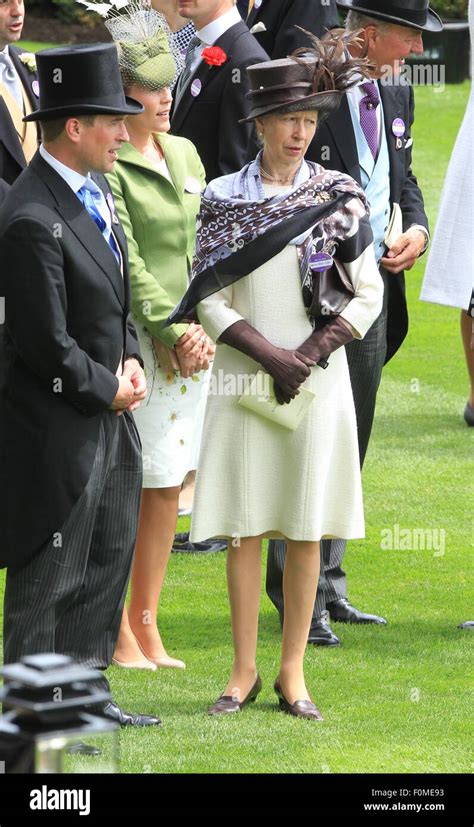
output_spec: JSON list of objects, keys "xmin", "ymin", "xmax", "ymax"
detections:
[
  {"xmin": 23, "ymin": 42, "xmax": 144, "ymax": 122},
  {"xmin": 336, "ymin": 1, "xmax": 443, "ymax": 32}
]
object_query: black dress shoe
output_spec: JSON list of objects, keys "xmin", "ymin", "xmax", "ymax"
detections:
[
  {"xmin": 208, "ymin": 674, "xmax": 262, "ymax": 715},
  {"xmin": 307, "ymin": 612, "xmax": 340, "ymax": 646},
  {"xmin": 100, "ymin": 701, "xmax": 161, "ymax": 727},
  {"xmin": 172, "ymin": 538, "xmax": 227, "ymax": 554},
  {"xmin": 274, "ymin": 679, "xmax": 323, "ymax": 721},
  {"xmin": 464, "ymin": 403, "xmax": 474, "ymax": 426},
  {"xmin": 458, "ymin": 620, "xmax": 474, "ymax": 628},
  {"xmin": 327, "ymin": 597, "xmax": 387, "ymax": 625},
  {"xmin": 67, "ymin": 741, "xmax": 101, "ymax": 756}
]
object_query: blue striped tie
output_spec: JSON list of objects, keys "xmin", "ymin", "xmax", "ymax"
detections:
[{"xmin": 77, "ymin": 181, "xmax": 121, "ymax": 266}]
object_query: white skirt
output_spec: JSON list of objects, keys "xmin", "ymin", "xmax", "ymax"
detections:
[{"xmin": 132, "ymin": 323, "xmax": 211, "ymax": 488}]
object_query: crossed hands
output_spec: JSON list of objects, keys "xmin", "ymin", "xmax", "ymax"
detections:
[
  {"xmin": 110, "ymin": 358, "xmax": 147, "ymax": 416},
  {"xmin": 261, "ymin": 346, "xmax": 315, "ymax": 406},
  {"xmin": 173, "ymin": 322, "xmax": 215, "ymax": 378}
]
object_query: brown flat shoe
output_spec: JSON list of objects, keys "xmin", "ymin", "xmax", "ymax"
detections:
[
  {"xmin": 208, "ymin": 674, "xmax": 262, "ymax": 715},
  {"xmin": 274, "ymin": 679, "xmax": 323, "ymax": 721}
]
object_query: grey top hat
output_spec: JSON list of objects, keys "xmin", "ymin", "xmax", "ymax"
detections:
[
  {"xmin": 336, "ymin": 1, "xmax": 443, "ymax": 33},
  {"xmin": 24, "ymin": 43, "xmax": 143, "ymax": 123}
]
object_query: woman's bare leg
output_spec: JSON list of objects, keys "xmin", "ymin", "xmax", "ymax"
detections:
[
  {"xmin": 461, "ymin": 310, "xmax": 474, "ymax": 408},
  {"xmin": 123, "ymin": 485, "xmax": 181, "ymax": 660},
  {"xmin": 220, "ymin": 535, "xmax": 263, "ymax": 700},
  {"xmin": 278, "ymin": 540, "xmax": 320, "ymax": 704}
]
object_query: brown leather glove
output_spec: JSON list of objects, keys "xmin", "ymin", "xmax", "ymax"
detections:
[
  {"xmin": 218, "ymin": 320, "xmax": 311, "ymax": 401},
  {"xmin": 296, "ymin": 316, "xmax": 355, "ymax": 366},
  {"xmin": 274, "ymin": 316, "xmax": 356, "ymax": 404}
]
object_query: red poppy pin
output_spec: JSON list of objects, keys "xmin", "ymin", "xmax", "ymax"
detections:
[{"xmin": 201, "ymin": 46, "xmax": 227, "ymax": 67}]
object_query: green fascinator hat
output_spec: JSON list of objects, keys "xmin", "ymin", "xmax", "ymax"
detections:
[
  {"xmin": 114, "ymin": 25, "xmax": 177, "ymax": 91},
  {"xmin": 78, "ymin": 0, "xmax": 180, "ymax": 91}
]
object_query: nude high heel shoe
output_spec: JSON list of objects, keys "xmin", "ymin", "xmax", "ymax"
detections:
[
  {"xmin": 111, "ymin": 656, "xmax": 157, "ymax": 672},
  {"xmin": 134, "ymin": 636, "xmax": 186, "ymax": 670}
]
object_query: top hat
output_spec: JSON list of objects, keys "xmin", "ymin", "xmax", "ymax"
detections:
[
  {"xmin": 336, "ymin": 1, "xmax": 443, "ymax": 32},
  {"xmin": 23, "ymin": 43, "xmax": 144, "ymax": 123}
]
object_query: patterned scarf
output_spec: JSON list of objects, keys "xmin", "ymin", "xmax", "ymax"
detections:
[{"xmin": 165, "ymin": 156, "xmax": 369, "ymax": 327}]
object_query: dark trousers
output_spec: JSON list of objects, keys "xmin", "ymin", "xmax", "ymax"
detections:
[
  {"xmin": 266, "ymin": 270, "xmax": 390, "ymax": 621},
  {"xmin": 3, "ymin": 411, "xmax": 142, "ymax": 688}
]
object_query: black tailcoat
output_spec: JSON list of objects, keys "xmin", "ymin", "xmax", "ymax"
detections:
[{"xmin": 0, "ymin": 152, "xmax": 141, "ymax": 569}]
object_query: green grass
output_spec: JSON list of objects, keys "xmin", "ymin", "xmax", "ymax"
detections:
[
  {"xmin": 18, "ymin": 40, "xmax": 58, "ymax": 52},
  {"xmin": 0, "ymin": 82, "xmax": 472, "ymax": 774}
]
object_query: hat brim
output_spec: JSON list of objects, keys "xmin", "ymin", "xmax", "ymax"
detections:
[
  {"xmin": 335, "ymin": 1, "xmax": 444, "ymax": 32},
  {"xmin": 239, "ymin": 90, "xmax": 344, "ymax": 123},
  {"xmin": 23, "ymin": 96, "xmax": 144, "ymax": 122}
]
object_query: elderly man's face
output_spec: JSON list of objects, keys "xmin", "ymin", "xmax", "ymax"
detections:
[
  {"xmin": 0, "ymin": 0, "xmax": 25, "ymax": 48},
  {"xmin": 366, "ymin": 23, "xmax": 424, "ymax": 77}
]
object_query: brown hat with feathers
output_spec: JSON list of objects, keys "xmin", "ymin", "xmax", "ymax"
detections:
[{"xmin": 240, "ymin": 28, "xmax": 372, "ymax": 123}]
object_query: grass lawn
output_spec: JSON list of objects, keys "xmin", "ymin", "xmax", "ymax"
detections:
[{"xmin": 0, "ymin": 81, "xmax": 471, "ymax": 775}]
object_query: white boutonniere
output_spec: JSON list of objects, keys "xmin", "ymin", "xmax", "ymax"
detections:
[
  {"xmin": 250, "ymin": 22, "xmax": 267, "ymax": 34},
  {"xmin": 19, "ymin": 52, "xmax": 37, "ymax": 73}
]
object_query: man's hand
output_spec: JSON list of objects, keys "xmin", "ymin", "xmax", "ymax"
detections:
[
  {"xmin": 381, "ymin": 228, "xmax": 426, "ymax": 274},
  {"xmin": 110, "ymin": 375, "xmax": 136, "ymax": 414},
  {"xmin": 120, "ymin": 358, "xmax": 147, "ymax": 413}
]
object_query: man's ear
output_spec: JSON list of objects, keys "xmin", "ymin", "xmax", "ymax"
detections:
[{"xmin": 64, "ymin": 117, "xmax": 83, "ymax": 144}]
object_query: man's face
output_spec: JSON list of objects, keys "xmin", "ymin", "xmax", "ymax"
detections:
[
  {"xmin": 178, "ymin": 0, "xmax": 232, "ymax": 26},
  {"xmin": 0, "ymin": 0, "xmax": 24, "ymax": 48},
  {"xmin": 367, "ymin": 23, "xmax": 424, "ymax": 77},
  {"xmin": 75, "ymin": 115, "xmax": 130, "ymax": 174}
]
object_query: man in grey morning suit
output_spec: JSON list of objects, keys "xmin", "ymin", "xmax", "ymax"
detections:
[
  {"xmin": 266, "ymin": 0, "xmax": 436, "ymax": 645},
  {"xmin": 0, "ymin": 43, "xmax": 161, "ymax": 729}
]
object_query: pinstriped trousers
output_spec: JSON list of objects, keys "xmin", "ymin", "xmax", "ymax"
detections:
[
  {"xmin": 3, "ymin": 410, "xmax": 142, "ymax": 688},
  {"xmin": 266, "ymin": 271, "xmax": 390, "ymax": 621}
]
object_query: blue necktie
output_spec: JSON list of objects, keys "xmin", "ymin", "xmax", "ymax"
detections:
[
  {"xmin": 76, "ymin": 181, "xmax": 121, "ymax": 266},
  {"xmin": 0, "ymin": 50, "xmax": 23, "ymax": 111}
]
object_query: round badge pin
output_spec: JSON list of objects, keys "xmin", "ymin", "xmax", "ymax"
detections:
[
  {"xmin": 392, "ymin": 118, "xmax": 405, "ymax": 138},
  {"xmin": 309, "ymin": 251, "xmax": 333, "ymax": 273},
  {"xmin": 255, "ymin": 0, "xmax": 262, "ymax": 8},
  {"xmin": 191, "ymin": 78, "xmax": 202, "ymax": 98},
  {"xmin": 32, "ymin": 80, "xmax": 40, "ymax": 97}
]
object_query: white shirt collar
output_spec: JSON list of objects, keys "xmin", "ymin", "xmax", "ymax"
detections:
[
  {"xmin": 39, "ymin": 143, "xmax": 88, "ymax": 194},
  {"xmin": 197, "ymin": 6, "xmax": 241, "ymax": 46}
]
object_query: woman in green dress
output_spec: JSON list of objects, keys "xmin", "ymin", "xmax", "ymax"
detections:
[{"xmin": 104, "ymin": 6, "xmax": 213, "ymax": 670}]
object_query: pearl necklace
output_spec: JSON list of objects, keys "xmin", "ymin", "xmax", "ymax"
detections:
[{"xmin": 260, "ymin": 164, "xmax": 296, "ymax": 185}]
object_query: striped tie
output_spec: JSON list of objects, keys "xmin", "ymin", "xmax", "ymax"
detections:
[{"xmin": 174, "ymin": 35, "xmax": 202, "ymax": 104}]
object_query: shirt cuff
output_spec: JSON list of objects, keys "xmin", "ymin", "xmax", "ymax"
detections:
[{"xmin": 409, "ymin": 224, "xmax": 430, "ymax": 254}]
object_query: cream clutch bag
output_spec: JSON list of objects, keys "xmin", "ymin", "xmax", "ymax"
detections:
[
  {"xmin": 238, "ymin": 370, "xmax": 315, "ymax": 431},
  {"xmin": 384, "ymin": 203, "xmax": 403, "ymax": 250}
]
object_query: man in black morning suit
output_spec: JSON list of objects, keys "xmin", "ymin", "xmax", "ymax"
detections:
[
  {"xmin": 171, "ymin": 0, "xmax": 268, "ymax": 181},
  {"xmin": 266, "ymin": 1, "xmax": 439, "ymax": 645},
  {"xmin": 241, "ymin": 0, "xmax": 339, "ymax": 58},
  {"xmin": 0, "ymin": 0, "xmax": 39, "ymax": 202},
  {"xmin": 0, "ymin": 43, "xmax": 162, "ymax": 729}
]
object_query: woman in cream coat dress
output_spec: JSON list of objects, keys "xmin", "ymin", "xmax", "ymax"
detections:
[{"xmin": 167, "ymin": 36, "xmax": 384, "ymax": 719}]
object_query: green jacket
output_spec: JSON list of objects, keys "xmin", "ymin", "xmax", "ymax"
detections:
[{"xmin": 107, "ymin": 132, "xmax": 206, "ymax": 348}]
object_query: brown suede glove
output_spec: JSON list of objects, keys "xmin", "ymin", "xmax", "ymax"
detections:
[{"xmin": 218, "ymin": 320, "xmax": 311, "ymax": 401}]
